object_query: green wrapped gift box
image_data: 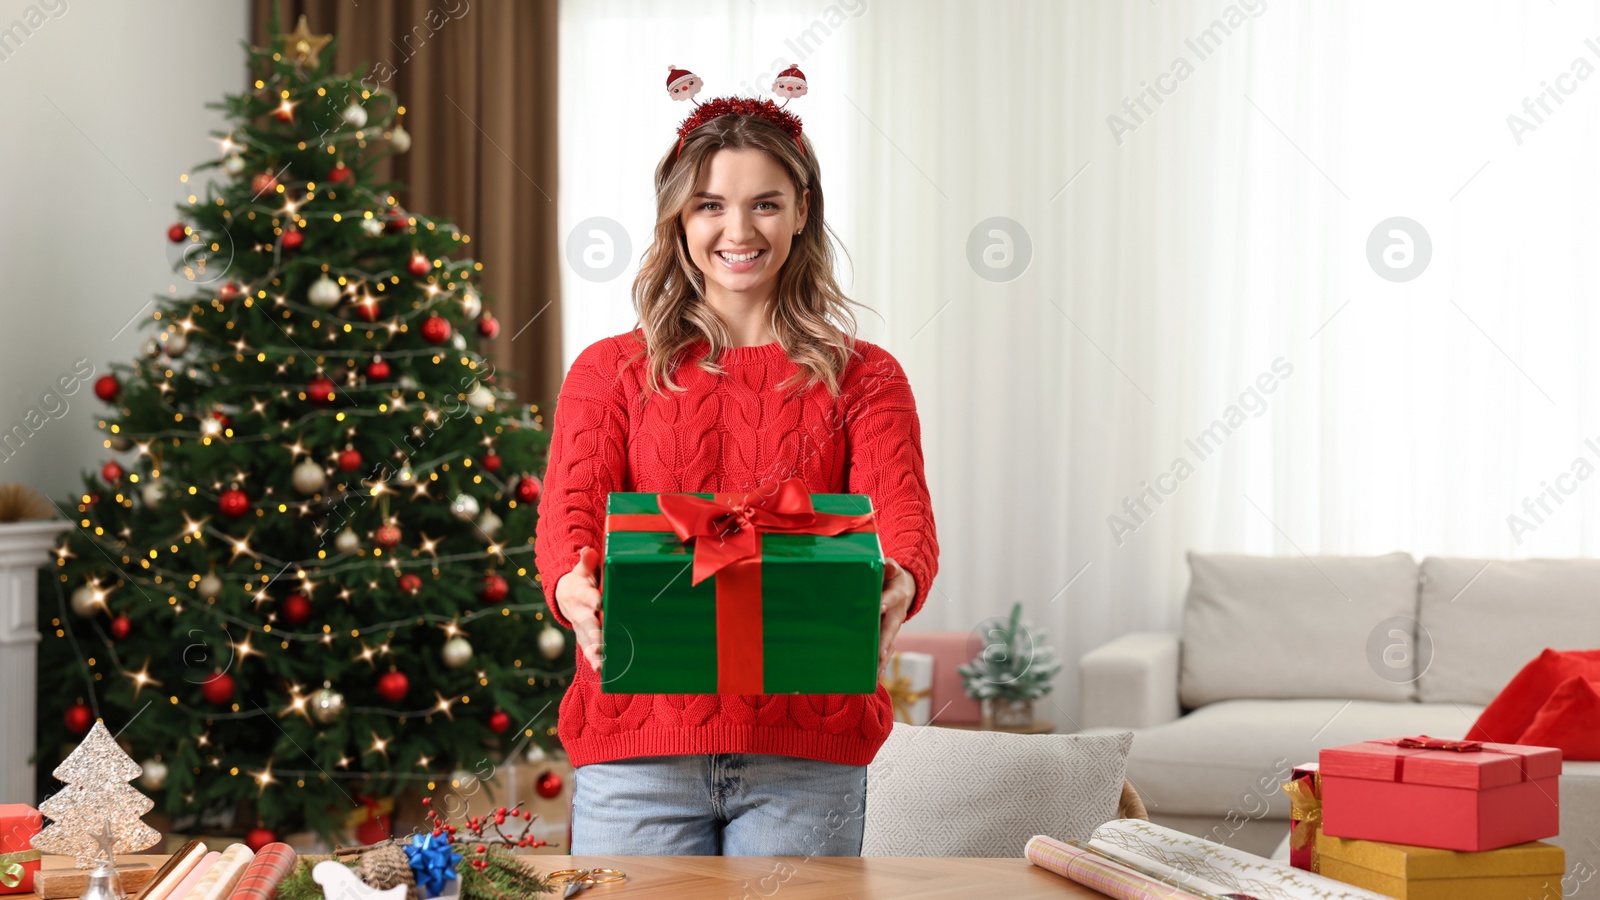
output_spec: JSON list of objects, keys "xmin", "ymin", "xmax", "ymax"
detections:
[{"xmin": 599, "ymin": 479, "xmax": 884, "ymax": 695}]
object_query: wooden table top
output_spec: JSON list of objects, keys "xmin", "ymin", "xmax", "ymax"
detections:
[{"xmin": 21, "ymin": 853, "xmax": 1095, "ymax": 899}]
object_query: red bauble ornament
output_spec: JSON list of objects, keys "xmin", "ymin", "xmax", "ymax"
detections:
[
  {"xmin": 100, "ymin": 461, "xmax": 123, "ymax": 484},
  {"xmin": 516, "ymin": 474, "xmax": 542, "ymax": 505},
  {"xmin": 419, "ymin": 315, "xmax": 451, "ymax": 345},
  {"xmin": 63, "ymin": 703, "xmax": 93, "ymax": 735},
  {"xmin": 167, "ymin": 222, "xmax": 187, "ymax": 243},
  {"xmin": 374, "ymin": 523, "xmax": 402, "ymax": 548},
  {"xmin": 282, "ymin": 229, "xmax": 304, "ymax": 251},
  {"xmin": 354, "ymin": 295, "xmax": 381, "ymax": 322},
  {"xmin": 534, "ymin": 770, "xmax": 564, "ymax": 799},
  {"xmin": 217, "ymin": 282, "xmax": 241, "ymax": 303},
  {"xmin": 480, "ymin": 574, "xmax": 509, "ymax": 604},
  {"xmin": 407, "ymin": 252, "xmax": 431, "ymax": 276},
  {"xmin": 328, "ymin": 163, "xmax": 354, "ymax": 185},
  {"xmin": 94, "ymin": 375, "xmax": 121, "ymax": 403},
  {"xmin": 399, "ymin": 573, "xmax": 422, "ymax": 595},
  {"xmin": 337, "ymin": 449, "xmax": 363, "ymax": 472},
  {"xmin": 272, "ymin": 104, "xmax": 294, "ymax": 123},
  {"xmin": 252, "ymin": 172, "xmax": 279, "ymax": 195},
  {"xmin": 477, "ymin": 314, "xmax": 500, "ymax": 339},
  {"xmin": 109, "ymin": 615, "xmax": 132, "ymax": 640},
  {"xmin": 281, "ymin": 593, "xmax": 312, "ymax": 626},
  {"xmin": 307, "ymin": 377, "xmax": 336, "ymax": 405},
  {"xmin": 201, "ymin": 671, "xmax": 235, "ymax": 705},
  {"xmin": 366, "ymin": 358, "xmax": 392, "ymax": 381},
  {"xmin": 385, "ymin": 209, "xmax": 409, "ymax": 233},
  {"xmin": 218, "ymin": 488, "xmax": 250, "ymax": 518},
  {"xmin": 245, "ymin": 827, "xmax": 277, "ymax": 853},
  {"xmin": 376, "ymin": 670, "xmax": 409, "ymax": 703},
  {"xmin": 481, "ymin": 453, "xmax": 502, "ymax": 473},
  {"xmin": 488, "ymin": 710, "xmax": 511, "ymax": 734},
  {"xmin": 208, "ymin": 410, "xmax": 232, "ymax": 429}
]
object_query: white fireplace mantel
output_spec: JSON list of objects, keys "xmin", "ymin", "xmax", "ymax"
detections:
[{"xmin": 0, "ymin": 519, "xmax": 71, "ymax": 804}]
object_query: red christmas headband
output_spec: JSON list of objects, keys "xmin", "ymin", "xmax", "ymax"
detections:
[{"xmin": 667, "ymin": 63, "xmax": 808, "ymax": 159}]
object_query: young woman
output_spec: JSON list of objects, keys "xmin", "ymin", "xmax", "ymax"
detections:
[{"xmin": 534, "ymin": 67, "xmax": 939, "ymax": 857}]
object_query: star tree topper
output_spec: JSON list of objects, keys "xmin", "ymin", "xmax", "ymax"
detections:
[{"xmin": 283, "ymin": 14, "xmax": 332, "ymax": 67}]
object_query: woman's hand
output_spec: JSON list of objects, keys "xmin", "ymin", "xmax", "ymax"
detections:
[
  {"xmin": 556, "ymin": 546, "xmax": 604, "ymax": 672},
  {"xmin": 878, "ymin": 557, "xmax": 916, "ymax": 678}
]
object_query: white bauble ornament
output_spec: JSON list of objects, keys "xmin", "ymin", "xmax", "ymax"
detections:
[
  {"xmin": 441, "ymin": 636, "xmax": 473, "ymax": 669},
  {"xmin": 398, "ymin": 375, "xmax": 418, "ymax": 392},
  {"xmin": 476, "ymin": 509, "xmax": 502, "ymax": 538},
  {"xmin": 525, "ymin": 743, "xmax": 546, "ymax": 764},
  {"xmin": 139, "ymin": 758, "xmax": 168, "ymax": 791},
  {"xmin": 141, "ymin": 480, "xmax": 164, "ymax": 508},
  {"xmin": 341, "ymin": 104, "xmax": 368, "ymax": 128},
  {"xmin": 361, "ymin": 217, "xmax": 384, "ymax": 237},
  {"xmin": 292, "ymin": 459, "xmax": 327, "ymax": 495},
  {"xmin": 467, "ymin": 384, "xmax": 495, "ymax": 410},
  {"xmin": 198, "ymin": 573, "xmax": 223, "ymax": 600},
  {"xmin": 164, "ymin": 332, "xmax": 188, "ymax": 357},
  {"xmin": 538, "ymin": 624, "xmax": 565, "ymax": 660},
  {"xmin": 142, "ymin": 338, "xmax": 160, "ymax": 358},
  {"xmin": 312, "ymin": 685, "xmax": 345, "ymax": 724},
  {"xmin": 450, "ymin": 493, "xmax": 480, "ymax": 521},
  {"xmin": 389, "ymin": 124, "xmax": 412, "ymax": 153},
  {"xmin": 108, "ymin": 434, "xmax": 132, "ymax": 452},
  {"xmin": 222, "ymin": 154, "xmax": 245, "ymax": 176},
  {"xmin": 335, "ymin": 529, "xmax": 361, "ymax": 554},
  {"xmin": 460, "ymin": 289, "xmax": 481, "ymax": 319},
  {"xmin": 308, "ymin": 275, "xmax": 341, "ymax": 309},
  {"xmin": 71, "ymin": 585, "xmax": 98, "ymax": 617},
  {"xmin": 451, "ymin": 333, "xmax": 467, "ymax": 351}
]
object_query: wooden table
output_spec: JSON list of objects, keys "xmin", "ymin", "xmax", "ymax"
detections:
[{"xmin": 20, "ymin": 853, "xmax": 1096, "ymax": 899}]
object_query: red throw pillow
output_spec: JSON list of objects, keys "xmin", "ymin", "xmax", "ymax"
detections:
[
  {"xmin": 1518, "ymin": 676, "xmax": 1600, "ymax": 761},
  {"xmin": 1468, "ymin": 648, "xmax": 1600, "ymax": 744}
]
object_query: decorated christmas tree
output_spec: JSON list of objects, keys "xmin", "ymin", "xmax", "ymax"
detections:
[{"xmin": 36, "ymin": 15, "xmax": 569, "ymax": 840}]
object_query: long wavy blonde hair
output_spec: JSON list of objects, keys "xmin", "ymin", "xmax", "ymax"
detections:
[{"xmin": 627, "ymin": 111, "xmax": 870, "ymax": 399}]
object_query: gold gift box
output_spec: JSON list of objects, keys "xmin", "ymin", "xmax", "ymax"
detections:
[{"xmin": 1316, "ymin": 832, "xmax": 1565, "ymax": 900}]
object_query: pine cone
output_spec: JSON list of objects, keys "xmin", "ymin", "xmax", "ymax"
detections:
[{"xmin": 357, "ymin": 843, "xmax": 420, "ymax": 900}]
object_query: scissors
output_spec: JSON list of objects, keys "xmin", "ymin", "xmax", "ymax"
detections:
[{"xmin": 548, "ymin": 867, "xmax": 626, "ymax": 897}]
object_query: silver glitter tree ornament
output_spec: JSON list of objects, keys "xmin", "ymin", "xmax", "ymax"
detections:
[{"xmin": 31, "ymin": 721, "xmax": 161, "ymax": 867}]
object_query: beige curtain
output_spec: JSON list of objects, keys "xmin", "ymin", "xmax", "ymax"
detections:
[{"xmin": 252, "ymin": 1, "xmax": 562, "ymax": 405}]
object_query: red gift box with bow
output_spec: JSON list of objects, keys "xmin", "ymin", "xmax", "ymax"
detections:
[
  {"xmin": 0, "ymin": 804, "xmax": 41, "ymax": 895},
  {"xmin": 1319, "ymin": 735, "xmax": 1561, "ymax": 852}
]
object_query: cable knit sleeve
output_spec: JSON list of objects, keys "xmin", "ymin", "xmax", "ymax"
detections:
[
  {"xmin": 534, "ymin": 338, "xmax": 631, "ymax": 629},
  {"xmin": 844, "ymin": 345, "xmax": 939, "ymax": 621}
]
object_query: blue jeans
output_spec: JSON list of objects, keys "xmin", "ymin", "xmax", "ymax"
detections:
[{"xmin": 569, "ymin": 753, "xmax": 868, "ymax": 856}]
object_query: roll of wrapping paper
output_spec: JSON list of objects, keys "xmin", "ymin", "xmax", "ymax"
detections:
[
  {"xmin": 1087, "ymin": 819, "xmax": 1394, "ymax": 900},
  {"xmin": 180, "ymin": 844, "xmax": 254, "ymax": 900},
  {"xmin": 1025, "ymin": 835, "xmax": 1211, "ymax": 900},
  {"xmin": 225, "ymin": 844, "xmax": 296, "ymax": 900},
  {"xmin": 135, "ymin": 840, "xmax": 207, "ymax": 900},
  {"xmin": 164, "ymin": 852, "xmax": 219, "ymax": 900}
]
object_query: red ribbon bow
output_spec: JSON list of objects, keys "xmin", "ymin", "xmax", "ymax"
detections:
[
  {"xmin": 1394, "ymin": 735, "xmax": 1483, "ymax": 752},
  {"xmin": 655, "ymin": 477, "xmax": 878, "ymax": 586}
]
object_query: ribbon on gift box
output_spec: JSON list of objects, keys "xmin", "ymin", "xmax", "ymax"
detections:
[
  {"xmin": 0, "ymin": 850, "xmax": 38, "ymax": 888},
  {"xmin": 1283, "ymin": 774, "xmax": 1323, "ymax": 854},
  {"xmin": 882, "ymin": 653, "xmax": 932, "ymax": 724},
  {"xmin": 1393, "ymin": 735, "xmax": 1483, "ymax": 752},
  {"xmin": 605, "ymin": 476, "xmax": 878, "ymax": 694}
]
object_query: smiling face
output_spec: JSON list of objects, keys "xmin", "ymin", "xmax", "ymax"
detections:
[{"xmin": 680, "ymin": 147, "xmax": 808, "ymax": 309}]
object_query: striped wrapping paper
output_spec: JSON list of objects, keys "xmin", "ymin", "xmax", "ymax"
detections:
[
  {"xmin": 135, "ymin": 840, "xmax": 207, "ymax": 900},
  {"xmin": 226, "ymin": 844, "xmax": 296, "ymax": 900},
  {"xmin": 1025, "ymin": 835, "xmax": 1209, "ymax": 900},
  {"xmin": 163, "ymin": 852, "xmax": 220, "ymax": 900},
  {"xmin": 180, "ymin": 844, "xmax": 255, "ymax": 900}
]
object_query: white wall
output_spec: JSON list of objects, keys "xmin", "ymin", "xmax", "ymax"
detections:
[{"xmin": 0, "ymin": 0, "xmax": 249, "ymax": 499}]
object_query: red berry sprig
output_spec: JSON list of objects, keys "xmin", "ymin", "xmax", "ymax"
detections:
[{"xmin": 419, "ymin": 797, "xmax": 548, "ymax": 864}]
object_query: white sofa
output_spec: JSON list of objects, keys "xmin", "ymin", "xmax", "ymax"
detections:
[{"xmin": 1080, "ymin": 552, "xmax": 1600, "ymax": 880}]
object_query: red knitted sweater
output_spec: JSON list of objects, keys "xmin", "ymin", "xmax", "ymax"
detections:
[{"xmin": 534, "ymin": 329, "xmax": 939, "ymax": 768}]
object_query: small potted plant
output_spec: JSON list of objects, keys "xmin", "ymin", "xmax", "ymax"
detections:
[{"xmin": 958, "ymin": 601, "xmax": 1062, "ymax": 729}]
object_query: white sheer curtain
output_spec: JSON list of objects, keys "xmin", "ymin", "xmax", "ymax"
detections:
[{"xmin": 559, "ymin": 1, "xmax": 1600, "ymax": 724}]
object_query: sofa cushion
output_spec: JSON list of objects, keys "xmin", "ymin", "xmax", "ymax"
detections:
[
  {"xmin": 1466, "ymin": 648, "xmax": 1600, "ymax": 743},
  {"xmin": 1121, "ymin": 699, "xmax": 1481, "ymax": 820},
  {"xmin": 1179, "ymin": 552, "xmax": 1420, "ymax": 708},
  {"xmin": 1416, "ymin": 557, "xmax": 1600, "ymax": 704},
  {"xmin": 863, "ymin": 723, "xmax": 1131, "ymax": 856}
]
